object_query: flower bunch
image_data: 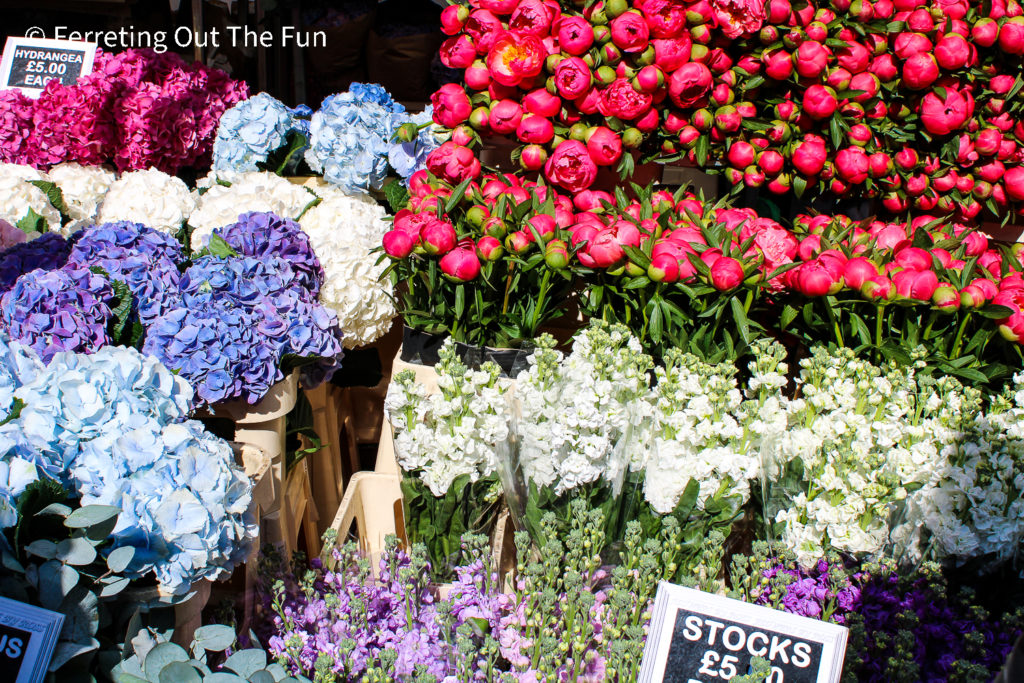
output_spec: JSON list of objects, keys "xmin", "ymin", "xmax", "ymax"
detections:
[
  {"xmin": 46, "ymin": 163, "xmax": 116, "ymax": 234},
  {"xmin": 388, "ymin": 107, "xmax": 446, "ymax": 182},
  {"xmin": 0, "ymin": 175, "xmax": 62, "ymax": 232},
  {"xmin": 0, "ymin": 267, "xmax": 115, "ymax": 362},
  {"xmin": 213, "ymin": 93, "xmax": 311, "ymax": 174},
  {"xmin": 381, "ymin": 169, "xmax": 578, "ymax": 347},
  {"xmin": 432, "ymin": 0, "xmax": 1024, "ymax": 216},
  {"xmin": 0, "ymin": 49, "xmax": 249, "ymax": 173},
  {"xmin": 96, "ymin": 169, "xmax": 196, "ymax": 235},
  {"xmin": 188, "ymin": 171, "xmax": 320, "ymax": 248},
  {"xmin": 213, "ymin": 211, "xmax": 324, "ymax": 297},
  {"xmin": 304, "ymin": 83, "xmax": 411, "ymax": 192},
  {"xmin": 299, "ymin": 194, "xmax": 396, "ymax": 348},
  {"xmin": 66, "ymin": 221, "xmax": 184, "ymax": 325},
  {"xmin": 0, "ymin": 233, "xmax": 71, "ymax": 294}
]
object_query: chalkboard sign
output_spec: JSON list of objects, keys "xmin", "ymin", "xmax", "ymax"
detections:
[
  {"xmin": 0, "ymin": 597, "xmax": 64, "ymax": 683},
  {"xmin": 0, "ymin": 37, "xmax": 97, "ymax": 98},
  {"xmin": 639, "ymin": 583, "xmax": 848, "ymax": 683}
]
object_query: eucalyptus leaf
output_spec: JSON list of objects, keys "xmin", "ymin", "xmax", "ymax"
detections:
[
  {"xmin": 64, "ymin": 505, "xmax": 120, "ymax": 529},
  {"xmin": 193, "ymin": 624, "xmax": 236, "ymax": 651},
  {"xmin": 107, "ymin": 546, "xmax": 136, "ymax": 573},
  {"xmin": 144, "ymin": 643, "xmax": 190, "ymax": 680},
  {"xmin": 222, "ymin": 650, "xmax": 268, "ymax": 678},
  {"xmin": 56, "ymin": 537, "xmax": 98, "ymax": 566},
  {"xmin": 159, "ymin": 661, "xmax": 202, "ymax": 683}
]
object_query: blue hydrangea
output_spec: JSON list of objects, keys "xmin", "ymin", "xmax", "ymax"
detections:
[
  {"xmin": 0, "ymin": 331, "xmax": 43, "ymax": 418},
  {"xmin": 304, "ymin": 84, "xmax": 411, "ymax": 193},
  {"xmin": 180, "ymin": 255, "xmax": 309, "ymax": 309},
  {"xmin": 68, "ymin": 222, "xmax": 184, "ymax": 325},
  {"xmin": 0, "ymin": 267, "xmax": 115, "ymax": 363},
  {"xmin": 0, "ymin": 455, "xmax": 40, "ymax": 529},
  {"xmin": 0, "ymin": 233, "xmax": 71, "ymax": 295},
  {"xmin": 213, "ymin": 93, "xmax": 301, "ymax": 173},
  {"xmin": 142, "ymin": 301, "xmax": 282, "ymax": 407},
  {"xmin": 388, "ymin": 106, "xmax": 444, "ymax": 181},
  {"xmin": 213, "ymin": 212, "xmax": 324, "ymax": 296},
  {"xmin": 70, "ymin": 418, "xmax": 256, "ymax": 595},
  {"xmin": 14, "ymin": 345, "xmax": 192, "ymax": 475}
]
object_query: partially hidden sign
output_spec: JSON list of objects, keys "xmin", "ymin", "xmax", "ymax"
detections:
[
  {"xmin": 0, "ymin": 37, "xmax": 97, "ymax": 98},
  {"xmin": 639, "ymin": 582, "xmax": 848, "ymax": 683},
  {"xmin": 0, "ymin": 596, "xmax": 64, "ymax": 683}
]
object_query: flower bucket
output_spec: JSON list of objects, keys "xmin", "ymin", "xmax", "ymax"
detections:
[{"xmin": 400, "ymin": 325, "xmax": 447, "ymax": 366}]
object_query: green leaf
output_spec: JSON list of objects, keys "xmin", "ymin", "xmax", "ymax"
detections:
[
  {"xmin": 99, "ymin": 576, "xmax": 130, "ymax": 597},
  {"xmin": 207, "ymin": 234, "xmax": 239, "ymax": 258},
  {"xmin": 979, "ymin": 305, "xmax": 1014, "ymax": 319},
  {"xmin": 383, "ymin": 180, "xmax": 410, "ymax": 213},
  {"xmin": 16, "ymin": 208, "xmax": 48, "ymax": 234},
  {"xmin": 25, "ymin": 539, "xmax": 58, "ymax": 560},
  {"xmin": 65, "ymin": 504, "xmax": 119, "ymax": 528},
  {"xmin": 446, "ymin": 178, "xmax": 473, "ymax": 213},
  {"xmin": 780, "ymin": 304, "xmax": 799, "ymax": 329},
  {"xmin": 36, "ymin": 503, "xmax": 71, "ymax": 518},
  {"xmin": 695, "ymin": 135, "xmax": 710, "ymax": 167},
  {"xmin": 144, "ymin": 643, "xmax": 190, "ymax": 681},
  {"xmin": 28, "ymin": 180, "xmax": 69, "ymax": 216},
  {"xmin": 222, "ymin": 650, "xmax": 268, "ymax": 678},
  {"xmin": 159, "ymin": 662, "xmax": 202, "ymax": 683},
  {"xmin": 107, "ymin": 546, "xmax": 135, "ymax": 573},
  {"xmin": 193, "ymin": 624, "xmax": 236, "ymax": 652},
  {"xmin": 37, "ymin": 561, "xmax": 78, "ymax": 610},
  {"xmin": 56, "ymin": 537, "xmax": 98, "ymax": 566}
]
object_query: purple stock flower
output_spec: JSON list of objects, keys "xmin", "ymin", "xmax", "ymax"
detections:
[{"xmin": 0, "ymin": 267, "xmax": 114, "ymax": 362}]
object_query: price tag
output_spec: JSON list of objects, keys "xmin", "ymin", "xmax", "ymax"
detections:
[
  {"xmin": 0, "ymin": 597, "xmax": 64, "ymax": 683},
  {"xmin": 0, "ymin": 37, "xmax": 97, "ymax": 98},
  {"xmin": 639, "ymin": 583, "xmax": 848, "ymax": 683}
]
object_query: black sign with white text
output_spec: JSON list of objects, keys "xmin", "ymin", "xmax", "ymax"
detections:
[
  {"xmin": 639, "ymin": 583, "xmax": 848, "ymax": 683},
  {"xmin": 1, "ymin": 38, "xmax": 97, "ymax": 97},
  {"xmin": 0, "ymin": 623, "xmax": 30, "ymax": 679},
  {"xmin": 0, "ymin": 596, "xmax": 64, "ymax": 683}
]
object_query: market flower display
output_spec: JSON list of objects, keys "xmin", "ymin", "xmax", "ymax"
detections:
[
  {"xmin": 96, "ymin": 169, "xmax": 196, "ymax": 235},
  {"xmin": 299, "ymin": 194, "xmax": 396, "ymax": 348}
]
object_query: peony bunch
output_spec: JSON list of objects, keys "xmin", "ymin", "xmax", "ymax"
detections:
[
  {"xmin": 188, "ymin": 171, "xmax": 320, "ymax": 248},
  {"xmin": 0, "ymin": 49, "xmax": 248, "ymax": 174},
  {"xmin": 299, "ymin": 194, "xmax": 397, "ymax": 348},
  {"xmin": 96, "ymin": 169, "xmax": 196, "ymax": 235},
  {"xmin": 304, "ymin": 83, "xmax": 412, "ymax": 193}
]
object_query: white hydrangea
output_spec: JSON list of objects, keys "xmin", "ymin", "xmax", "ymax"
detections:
[
  {"xmin": 0, "ymin": 176, "xmax": 62, "ymax": 230},
  {"xmin": 46, "ymin": 163, "xmax": 116, "ymax": 235},
  {"xmin": 0, "ymin": 163, "xmax": 48, "ymax": 184},
  {"xmin": 516, "ymin": 323, "xmax": 653, "ymax": 496},
  {"xmin": 299, "ymin": 194, "xmax": 396, "ymax": 348},
  {"xmin": 385, "ymin": 340, "xmax": 512, "ymax": 497},
  {"xmin": 189, "ymin": 171, "xmax": 318, "ymax": 249},
  {"xmin": 97, "ymin": 169, "xmax": 195, "ymax": 235}
]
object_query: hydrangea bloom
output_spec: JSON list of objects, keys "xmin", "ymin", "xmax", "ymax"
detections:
[
  {"xmin": 388, "ymin": 106, "xmax": 444, "ymax": 181},
  {"xmin": 0, "ymin": 233, "xmax": 71, "ymax": 294},
  {"xmin": 0, "ymin": 176, "xmax": 62, "ymax": 230},
  {"xmin": 0, "ymin": 91, "xmax": 34, "ymax": 165},
  {"xmin": 96, "ymin": 169, "xmax": 196, "ymax": 234},
  {"xmin": 67, "ymin": 220, "xmax": 184, "ymax": 266},
  {"xmin": 300, "ymin": 195, "xmax": 395, "ymax": 347},
  {"xmin": 46, "ymin": 163, "xmax": 117, "ymax": 235},
  {"xmin": 13, "ymin": 345, "xmax": 192, "ymax": 474},
  {"xmin": 304, "ymin": 84, "xmax": 409, "ymax": 193},
  {"xmin": 213, "ymin": 212, "xmax": 324, "ymax": 296},
  {"xmin": 0, "ymin": 267, "xmax": 115, "ymax": 362},
  {"xmin": 142, "ymin": 301, "xmax": 280, "ymax": 406},
  {"xmin": 213, "ymin": 93, "xmax": 306, "ymax": 173},
  {"xmin": 70, "ymin": 418, "xmax": 257, "ymax": 595},
  {"xmin": 188, "ymin": 172, "xmax": 318, "ymax": 248}
]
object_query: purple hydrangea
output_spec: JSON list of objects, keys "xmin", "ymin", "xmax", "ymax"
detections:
[
  {"xmin": 0, "ymin": 233, "xmax": 72, "ymax": 294},
  {"xmin": 179, "ymin": 255, "xmax": 310, "ymax": 308},
  {"xmin": 141, "ymin": 300, "xmax": 280, "ymax": 406},
  {"xmin": 0, "ymin": 267, "xmax": 114, "ymax": 362},
  {"xmin": 214, "ymin": 212, "xmax": 324, "ymax": 297},
  {"xmin": 67, "ymin": 221, "xmax": 184, "ymax": 266}
]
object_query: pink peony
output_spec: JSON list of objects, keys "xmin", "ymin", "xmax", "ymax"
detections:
[
  {"xmin": 544, "ymin": 140, "xmax": 598, "ymax": 193},
  {"xmin": 710, "ymin": 0, "xmax": 766, "ymax": 38}
]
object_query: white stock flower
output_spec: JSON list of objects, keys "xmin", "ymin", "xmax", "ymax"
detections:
[{"xmin": 98, "ymin": 169, "xmax": 195, "ymax": 234}]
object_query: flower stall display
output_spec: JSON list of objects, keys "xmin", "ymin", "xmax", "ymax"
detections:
[
  {"xmin": 384, "ymin": 340, "xmax": 511, "ymax": 577},
  {"xmin": 0, "ymin": 48, "xmax": 249, "ymax": 174},
  {"xmin": 299, "ymin": 193, "xmax": 397, "ymax": 348},
  {"xmin": 213, "ymin": 93, "xmax": 312, "ymax": 175},
  {"xmin": 96, "ymin": 168, "xmax": 196, "ymax": 236}
]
